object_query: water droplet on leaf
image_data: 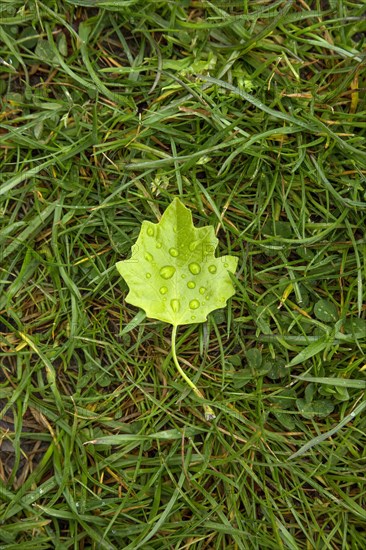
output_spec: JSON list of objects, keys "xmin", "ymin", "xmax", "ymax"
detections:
[
  {"xmin": 187, "ymin": 281, "xmax": 196, "ymax": 289},
  {"xmin": 189, "ymin": 262, "xmax": 201, "ymax": 275},
  {"xmin": 144, "ymin": 252, "xmax": 153, "ymax": 261},
  {"xmin": 171, "ymin": 299, "xmax": 180, "ymax": 312},
  {"xmin": 199, "ymin": 287, "xmax": 206, "ymax": 295},
  {"xmin": 189, "ymin": 240, "xmax": 199, "ymax": 252},
  {"xmin": 189, "ymin": 299, "xmax": 200, "ymax": 310},
  {"xmin": 160, "ymin": 265, "xmax": 176, "ymax": 279},
  {"xmin": 146, "ymin": 273, "xmax": 151, "ymax": 279},
  {"xmin": 159, "ymin": 286, "xmax": 168, "ymax": 295},
  {"xmin": 208, "ymin": 265, "xmax": 217, "ymax": 274},
  {"xmin": 156, "ymin": 242, "xmax": 162, "ymax": 249},
  {"xmin": 147, "ymin": 227, "xmax": 154, "ymax": 236},
  {"xmin": 169, "ymin": 247, "xmax": 179, "ymax": 257}
]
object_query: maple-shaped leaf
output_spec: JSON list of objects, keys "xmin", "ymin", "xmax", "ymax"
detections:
[{"xmin": 116, "ymin": 198, "xmax": 238, "ymax": 327}]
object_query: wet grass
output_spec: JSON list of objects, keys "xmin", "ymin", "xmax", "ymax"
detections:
[{"xmin": 0, "ymin": 1, "xmax": 366, "ymax": 548}]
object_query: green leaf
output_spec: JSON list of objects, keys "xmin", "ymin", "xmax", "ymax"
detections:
[
  {"xmin": 343, "ymin": 317, "xmax": 366, "ymax": 338},
  {"xmin": 116, "ymin": 198, "xmax": 238, "ymax": 326},
  {"xmin": 266, "ymin": 358, "xmax": 287, "ymax": 379},
  {"xmin": 245, "ymin": 348, "xmax": 262, "ymax": 369},
  {"xmin": 305, "ymin": 382, "xmax": 315, "ymax": 404},
  {"xmin": 296, "ymin": 398, "xmax": 334, "ymax": 419},
  {"xmin": 319, "ymin": 384, "xmax": 350, "ymax": 402},
  {"xmin": 269, "ymin": 388, "xmax": 297, "ymax": 410},
  {"xmin": 232, "ymin": 369, "xmax": 252, "ymax": 389},
  {"xmin": 314, "ymin": 299, "xmax": 339, "ymax": 322},
  {"xmin": 35, "ymin": 39, "xmax": 59, "ymax": 66},
  {"xmin": 273, "ymin": 411, "xmax": 296, "ymax": 431}
]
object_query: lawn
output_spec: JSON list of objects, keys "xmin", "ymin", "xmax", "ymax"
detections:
[{"xmin": 0, "ymin": 1, "xmax": 366, "ymax": 549}]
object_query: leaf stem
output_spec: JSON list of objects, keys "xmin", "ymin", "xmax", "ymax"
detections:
[{"xmin": 171, "ymin": 325, "xmax": 216, "ymax": 421}]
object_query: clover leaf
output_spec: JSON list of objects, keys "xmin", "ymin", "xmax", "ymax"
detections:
[{"xmin": 116, "ymin": 197, "xmax": 238, "ymax": 420}]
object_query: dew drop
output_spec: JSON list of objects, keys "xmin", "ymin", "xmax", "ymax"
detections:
[
  {"xmin": 156, "ymin": 242, "xmax": 162, "ymax": 249},
  {"xmin": 173, "ymin": 225, "xmax": 178, "ymax": 233},
  {"xmin": 169, "ymin": 247, "xmax": 179, "ymax": 257},
  {"xmin": 189, "ymin": 240, "xmax": 199, "ymax": 252},
  {"xmin": 170, "ymin": 299, "xmax": 180, "ymax": 312},
  {"xmin": 146, "ymin": 273, "xmax": 151, "ymax": 279},
  {"xmin": 224, "ymin": 262, "xmax": 229, "ymax": 268},
  {"xmin": 208, "ymin": 265, "xmax": 217, "ymax": 274},
  {"xmin": 199, "ymin": 286, "xmax": 206, "ymax": 295},
  {"xmin": 181, "ymin": 274, "xmax": 186, "ymax": 279},
  {"xmin": 189, "ymin": 262, "xmax": 201, "ymax": 275},
  {"xmin": 189, "ymin": 299, "xmax": 200, "ymax": 310},
  {"xmin": 147, "ymin": 226, "xmax": 154, "ymax": 236},
  {"xmin": 187, "ymin": 281, "xmax": 196, "ymax": 289},
  {"xmin": 191, "ymin": 315, "xmax": 196, "ymax": 320},
  {"xmin": 160, "ymin": 265, "xmax": 176, "ymax": 279},
  {"xmin": 159, "ymin": 286, "xmax": 168, "ymax": 295},
  {"xmin": 144, "ymin": 252, "xmax": 153, "ymax": 262},
  {"xmin": 205, "ymin": 294, "xmax": 210, "ymax": 301}
]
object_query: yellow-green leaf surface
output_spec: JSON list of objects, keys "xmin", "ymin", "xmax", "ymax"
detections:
[{"xmin": 116, "ymin": 198, "xmax": 238, "ymax": 326}]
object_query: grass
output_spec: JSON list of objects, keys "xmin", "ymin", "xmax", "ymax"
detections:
[{"xmin": 0, "ymin": 0, "xmax": 366, "ymax": 548}]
